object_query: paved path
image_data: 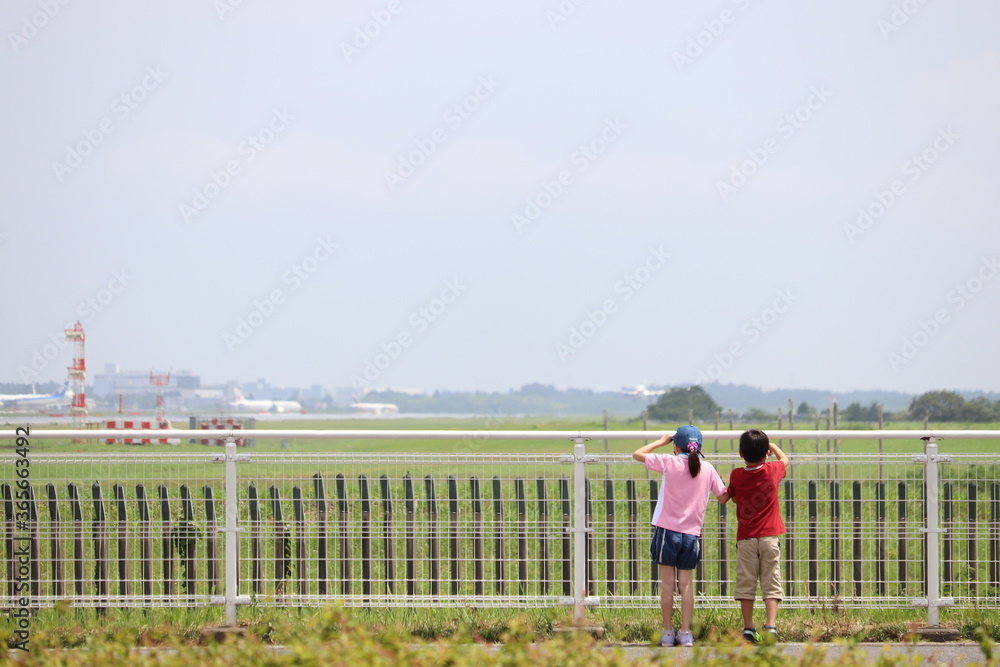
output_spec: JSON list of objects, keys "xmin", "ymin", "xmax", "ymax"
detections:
[
  {"xmin": 614, "ymin": 641, "xmax": 990, "ymax": 664},
  {"xmin": 11, "ymin": 641, "xmax": 991, "ymax": 664}
]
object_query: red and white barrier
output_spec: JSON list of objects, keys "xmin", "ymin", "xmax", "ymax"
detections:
[
  {"xmin": 198, "ymin": 417, "xmax": 245, "ymax": 446},
  {"xmin": 104, "ymin": 418, "xmax": 179, "ymax": 445}
]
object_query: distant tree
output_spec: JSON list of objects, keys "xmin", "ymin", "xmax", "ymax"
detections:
[
  {"xmin": 842, "ymin": 402, "xmax": 863, "ymax": 421},
  {"xmin": 959, "ymin": 396, "xmax": 1000, "ymax": 422},
  {"xmin": 796, "ymin": 401, "xmax": 815, "ymax": 417},
  {"xmin": 908, "ymin": 390, "xmax": 967, "ymax": 422},
  {"xmin": 515, "ymin": 383, "xmax": 561, "ymax": 397},
  {"xmin": 842, "ymin": 401, "xmax": 880, "ymax": 422},
  {"xmin": 743, "ymin": 408, "xmax": 771, "ymax": 422},
  {"xmin": 646, "ymin": 386, "xmax": 720, "ymax": 423}
]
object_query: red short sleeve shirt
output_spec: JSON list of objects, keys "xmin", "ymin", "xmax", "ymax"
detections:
[{"xmin": 726, "ymin": 461, "xmax": 786, "ymax": 540}]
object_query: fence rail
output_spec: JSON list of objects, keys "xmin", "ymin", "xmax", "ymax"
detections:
[{"xmin": 1, "ymin": 428, "xmax": 998, "ymax": 628}]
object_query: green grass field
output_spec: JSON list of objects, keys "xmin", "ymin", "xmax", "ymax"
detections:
[
  {"xmin": 2, "ymin": 417, "xmax": 998, "ymax": 662},
  {"xmin": 10, "ymin": 416, "xmax": 1000, "ymax": 455},
  {"xmin": 2, "ymin": 598, "xmax": 999, "ymax": 665}
]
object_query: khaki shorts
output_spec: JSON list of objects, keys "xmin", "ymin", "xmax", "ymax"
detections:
[{"xmin": 734, "ymin": 536, "xmax": 783, "ymax": 600}]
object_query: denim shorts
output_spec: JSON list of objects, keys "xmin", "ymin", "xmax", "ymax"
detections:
[{"xmin": 650, "ymin": 526, "xmax": 701, "ymax": 569}]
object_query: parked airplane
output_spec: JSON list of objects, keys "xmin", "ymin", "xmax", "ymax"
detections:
[
  {"xmin": 230, "ymin": 388, "xmax": 303, "ymax": 413},
  {"xmin": 0, "ymin": 381, "xmax": 72, "ymax": 410},
  {"xmin": 619, "ymin": 384, "xmax": 666, "ymax": 397},
  {"xmin": 351, "ymin": 402, "xmax": 399, "ymax": 415}
]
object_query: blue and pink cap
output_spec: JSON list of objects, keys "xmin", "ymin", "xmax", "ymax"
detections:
[{"xmin": 674, "ymin": 425, "xmax": 705, "ymax": 458}]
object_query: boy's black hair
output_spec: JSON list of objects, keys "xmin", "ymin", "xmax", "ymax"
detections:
[{"xmin": 739, "ymin": 429, "xmax": 769, "ymax": 463}]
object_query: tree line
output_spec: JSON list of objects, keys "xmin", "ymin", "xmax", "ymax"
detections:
[{"xmin": 646, "ymin": 387, "xmax": 1000, "ymax": 423}]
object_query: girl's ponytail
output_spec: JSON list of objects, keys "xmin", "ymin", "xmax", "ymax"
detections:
[{"xmin": 686, "ymin": 443, "xmax": 701, "ymax": 477}]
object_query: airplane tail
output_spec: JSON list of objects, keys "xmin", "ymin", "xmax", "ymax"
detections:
[
  {"xmin": 54, "ymin": 381, "xmax": 70, "ymax": 397},
  {"xmin": 232, "ymin": 388, "xmax": 245, "ymax": 402}
]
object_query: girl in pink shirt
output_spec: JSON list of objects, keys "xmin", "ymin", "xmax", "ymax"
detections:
[{"xmin": 633, "ymin": 425, "xmax": 728, "ymax": 647}]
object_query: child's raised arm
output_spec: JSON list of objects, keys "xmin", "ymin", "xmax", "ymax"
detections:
[
  {"xmin": 632, "ymin": 434, "xmax": 672, "ymax": 463},
  {"xmin": 769, "ymin": 442, "xmax": 790, "ymax": 469}
]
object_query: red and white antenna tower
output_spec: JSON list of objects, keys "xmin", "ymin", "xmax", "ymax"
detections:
[
  {"xmin": 150, "ymin": 370, "xmax": 171, "ymax": 424},
  {"xmin": 65, "ymin": 321, "xmax": 87, "ymax": 424}
]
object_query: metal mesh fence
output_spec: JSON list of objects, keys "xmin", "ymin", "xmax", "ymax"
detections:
[
  {"xmin": 236, "ymin": 453, "xmax": 573, "ymax": 607},
  {"xmin": 939, "ymin": 454, "xmax": 1000, "ymax": 606},
  {"xmin": 535, "ymin": 453, "xmax": 955, "ymax": 610},
  {"xmin": 1, "ymin": 443, "xmax": 997, "ymax": 614},
  {"xmin": 0, "ymin": 453, "xmax": 223, "ymax": 608}
]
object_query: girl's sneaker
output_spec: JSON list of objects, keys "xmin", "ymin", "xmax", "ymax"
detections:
[
  {"xmin": 763, "ymin": 626, "xmax": 778, "ymax": 641},
  {"xmin": 677, "ymin": 630, "xmax": 694, "ymax": 647},
  {"xmin": 659, "ymin": 629, "xmax": 675, "ymax": 647},
  {"xmin": 742, "ymin": 627, "xmax": 761, "ymax": 643}
]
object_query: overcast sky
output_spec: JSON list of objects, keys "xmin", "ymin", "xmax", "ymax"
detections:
[{"xmin": 2, "ymin": 0, "xmax": 998, "ymax": 395}]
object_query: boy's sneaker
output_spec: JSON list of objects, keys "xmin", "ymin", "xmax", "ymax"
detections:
[
  {"xmin": 742, "ymin": 627, "xmax": 760, "ymax": 643},
  {"xmin": 659, "ymin": 629, "xmax": 675, "ymax": 647},
  {"xmin": 763, "ymin": 626, "xmax": 778, "ymax": 641},
  {"xmin": 677, "ymin": 630, "xmax": 694, "ymax": 647}
]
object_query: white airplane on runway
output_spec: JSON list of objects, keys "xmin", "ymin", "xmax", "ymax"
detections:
[
  {"xmin": 230, "ymin": 388, "xmax": 303, "ymax": 413},
  {"xmin": 351, "ymin": 402, "xmax": 399, "ymax": 415},
  {"xmin": 0, "ymin": 381, "xmax": 72, "ymax": 410}
]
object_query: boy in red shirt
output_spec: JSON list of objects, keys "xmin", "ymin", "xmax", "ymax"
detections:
[{"xmin": 723, "ymin": 429, "xmax": 789, "ymax": 642}]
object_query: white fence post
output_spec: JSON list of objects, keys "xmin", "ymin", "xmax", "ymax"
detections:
[
  {"xmin": 224, "ymin": 438, "xmax": 238, "ymax": 626},
  {"xmin": 573, "ymin": 437, "xmax": 587, "ymax": 622},
  {"xmin": 920, "ymin": 435, "xmax": 954, "ymax": 628},
  {"xmin": 925, "ymin": 436, "xmax": 940, "ymax": 627}
]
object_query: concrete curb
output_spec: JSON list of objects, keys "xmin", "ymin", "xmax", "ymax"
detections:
[{"xmin": 613, "ymin": 641, "xmax": 989, "ymax": 665}]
